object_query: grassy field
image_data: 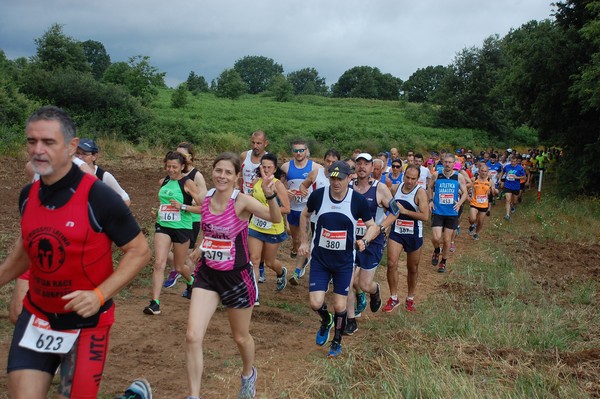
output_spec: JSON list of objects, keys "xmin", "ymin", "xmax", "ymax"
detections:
[{"xmin": 149, "ymin": 90, "xmax": 495, "ymax": 157}]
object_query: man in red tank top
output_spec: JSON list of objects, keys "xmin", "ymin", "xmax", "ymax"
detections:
[{"xmin": 0, "ymin": 106, "xmax": 153, "ymax": 399}]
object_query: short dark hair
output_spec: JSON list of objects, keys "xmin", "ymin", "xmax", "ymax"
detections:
[
  {"xmin": 324, "ymin": 148, "xmax": 341, "ymax": 160},
  {"xmin": 404, "ymin": 163, "xmax": 421, "ymax": 177}
]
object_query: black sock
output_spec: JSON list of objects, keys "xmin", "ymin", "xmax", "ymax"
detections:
[
  {"xmin": 314, "ymin": 304, "xmax": 330, "ymax": 324},
  {"xmin": 441, "ymin": 258, "xmax": 447, "ymax": 264},
  {"xmin": 435, "ymin": 247, "xmax": 441, "ymax": 254},
  {"xmin": 333, "ymin": 310, "xmax": 347, "ymax": 342}
]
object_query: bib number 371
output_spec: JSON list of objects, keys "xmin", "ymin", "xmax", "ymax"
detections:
[{"xmin": 19, "ymin": 315, "xmax": 80, "ymax": 354}]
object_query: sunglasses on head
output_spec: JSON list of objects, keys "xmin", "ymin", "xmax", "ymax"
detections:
[{"xmin": 292, "ymin": 148, "xmax": 306, "ymax": 153}]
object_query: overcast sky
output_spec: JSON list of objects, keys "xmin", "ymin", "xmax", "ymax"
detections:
[{"xmin": 0, "ymin": 0, "xmax": 554, "ymax": 87}]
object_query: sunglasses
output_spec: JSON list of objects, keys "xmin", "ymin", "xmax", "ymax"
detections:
[
  {"xmin": 292, "ymin": 148, "xmax": 306, "ymax": 153},
  {"xmin": 392, "ymin": 164, "xmax": 402, "ymax": 168}
]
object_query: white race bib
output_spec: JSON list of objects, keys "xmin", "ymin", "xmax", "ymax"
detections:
[
  {"xmin": 291, "ymin": 190, "xmax": 306, "ymax": 204},
  {"xmin": 318, "ymin": 228, "xmax": 347, "ymax": 251},
  {"xmin": 355, "ymin": 219, "xmax": 366, "ymax": 238},
  {"xmin": 159, "ymin": 204, "xmax": 181, "ymax": 222},
  {"xmin": 200, "ymin": 237, "xmax": 233, "ymax": 262},
  {"xmin": 394, "ymin": 219, "xmax": 415, "ymax": 235},
  {"xmin": 507, "ymin": 173, "xmax": 516, "ymax": 181},
  {"xmin": 252, "ymin": 216, "xmax": 272, "ymax": 230},
  {"xmin": 476, "ymin": 194, "xmax": 487, "ymax": 204},
  {"xmin": 19, "ymin": 315, "xmax": 80, "ymax": 354},
  {"xmin": 439, "ymin": 193, "xmax": 454, "ymax": 205}
]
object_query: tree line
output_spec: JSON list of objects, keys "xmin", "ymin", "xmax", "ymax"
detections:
[{"xmin": 0, "ymin": 0, "xmax": 598, "ymax": 193}]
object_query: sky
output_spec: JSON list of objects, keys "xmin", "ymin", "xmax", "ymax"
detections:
[{"xmin": 0, "ymin": 0, "xmax": 555, "ymax": 88}]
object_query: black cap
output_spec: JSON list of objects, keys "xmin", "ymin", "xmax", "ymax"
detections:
[{"xmin": 328, "ymin": 161, "xmax": 352, "ymax": 179}]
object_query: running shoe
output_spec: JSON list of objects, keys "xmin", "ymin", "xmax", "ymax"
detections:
[
  {"xmin": 343, "ymin": 318, "xmax": 358, "ymax": 336},
  {"xmin": 327, "ymin": 341, "xmax": 342, "ymax": 358},
  {"xmin": 355, "ymin": 291, "xmax": 367, "ymax": 315},
  {"xmin": 431, "ymin": 248, "xmax": 441, "ymax": 266},
  {"xmin": 405, "ymin": 297, "xmax": 416, "ymax": 312},
  {"xmin": 511, "ymin": 204, "xmax": 516, "ymax": 213},
  {"xmin": 382, "ymin": 297, "xmax": 400, "ymax": 313},
  {"xmin": 258, "ymin": 264, "xmax": 266, "ymax": 283},
  {"xmin": 456, "ymin": 225, "xmax": 461, "ymax": 237},
  {"xmin": 369, "ymin": 283, "xmax": 382, "ymax": 313},
  {"xmin": 290, "ymin": 250, "xmax": 297, "ymax": 259},
  {"xmin": 492, "ymin": 197, "xmax": 496, "ymax": 206},
  {"xmin": 468, "ymin": 224, "xmax": 476, "ymax": 235},
  {"xmin": 298, "ymin": 258, "xmax": 309, "ymax": 278},
  {"xmin": 504, "ymin": 214, "xmax": 511, "ymax": 221},
  {"xmin": 473, "ymin": 233, "xmax": 479, "ymax": 240},
  {"xmin": 288, "ymin": 270, "xmax": 300, "ymax": 286},
  {"xmin": 238, "ymin": 366, "xmax": 257, "ymax": 399},
  {"xmin": 254, "ymin": 295, "xmax": 260, "ymax": 307},
  {"xmin": 117, "ymin": 378, "xmax": 152, "ymax": 399},
  {"xmin": 315, "ymin": 313, "xmax": 333, "ymax": 346},
  {"xmin": 163, "ymin": 271, "xmax": 180, "ymax": 288},
  {"xmin": 182, "ymin": 284, "xmax": 193, "ymax": 300},
  {"xmin": 276, "ymin": 267, "xmax": 287, "ymax": 291},
  {"xmin": 438, "ymin": 260, "xmax": 447, "ymax": 273},
  {"xmin": 486, "ymin": 210, "xmax": 491, "ymax": 216},
  {"xmin": 449, "ymin": 242, "xmax": 455, "ymax": 253},
  {"xmin": 143, "ymin": 300, "xmax": 160, "ymax": 315}
]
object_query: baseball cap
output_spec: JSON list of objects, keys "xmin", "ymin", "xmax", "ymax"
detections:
[
  {"xmin": 355, "ymin": 153, "xmax": 373, "ymax": 162},
  {"xmin": 427, "ymin": 159, "xmax": 434, "ymax": 165},
  {"xmin": 328, "ymin": 161, "xmax": 352, "ymax": 179},
  {"xmin": 78, "ymin": 138, "xmax": 99, "ymax": 153},
  {"xmin": 507, "ymin": 148, "xmax": 513, "ymax": 153},
  {"xmin": 453, "ymin": 161, "xmax": 462, "ymax": 171}
]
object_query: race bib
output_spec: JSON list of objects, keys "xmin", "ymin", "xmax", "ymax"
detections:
[
  {"xmin": 19, "ymin": 315, "xmax": 80, "ymax": 354},
  {"xmin": 507, "ymin": 173, "xmax": 516, "ymax": 181},
  {"xmin": 476, "ymin": 195, "xmax": 487, "ymax": 204},
  {"xmin": 489, "ymin": 170, "xmax": 498, "ymax": 181},
  {"xmin": 318, "ymin": 228, "xmax": 347, "ymax": 250},
  {"xmin": 355, "ymin": 219, "xmax": 366, "ymax": 238},
  {"xmin": 252, "ymin": 216, "xmax": 272, "ymax": 230},
  {"xmin": 439, "ymin": 193, "xmax": 454, "ymax": 205},
  {"xmin": 200, "ymin": 237, "xmax": 233, "ymax": 262},
  {"xmin": 291, "ymin": 190, "xmax": 306, "ymax": 204},
  {"xmin": 159, "ymin": 204, "xmax": 181, "ymax": 222},
  {"xmin": 394, "ymin": 219, "xmax": 415, "ymax": 235},
  {"xmin": 244, "ymin": 181, "xmax": 254, "ymax": 195}
]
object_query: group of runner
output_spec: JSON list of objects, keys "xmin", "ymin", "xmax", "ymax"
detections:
[{"xmin": 0, "ymin": 106, "xmax": 553, "ymax": 399}]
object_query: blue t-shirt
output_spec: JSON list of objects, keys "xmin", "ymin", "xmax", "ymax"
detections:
[{"xmin": 502, "ymin": 164, "xmax": 526, "ymax": 190}]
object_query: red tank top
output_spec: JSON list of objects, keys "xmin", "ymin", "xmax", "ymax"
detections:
[{"xmin": 22, "ymin": 174, "xmax": 114, "ymax": 315}]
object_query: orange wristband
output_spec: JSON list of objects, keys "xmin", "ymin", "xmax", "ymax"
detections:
[{"xmin": 94, "ymin": 287, "xmax": 105, "ymax": 306}]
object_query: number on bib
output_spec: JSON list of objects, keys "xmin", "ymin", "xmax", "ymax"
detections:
[
  {"xmin": 318, "ymin": 228, "xmax": 347, "ymax": 251},
  {"xmin": 159, "ymin": 204, "xmax": 181, "ymax": 222},
  {"xmin": 19, "ymin": 315, "xmax": 80, "ymax": 354},
  {"xmin": 200, "ymin": 237, "xmax": 233, "ymax": 262}
]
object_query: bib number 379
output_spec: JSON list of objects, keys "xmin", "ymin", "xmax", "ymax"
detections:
[{"xmin": 19, "ymin": 315, "xmax": 80, "ymax": 354}]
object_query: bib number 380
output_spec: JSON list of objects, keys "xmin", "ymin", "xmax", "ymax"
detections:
[{"xmin": 318, "ymin": 228, "xmax": 347, "ymax": 251}]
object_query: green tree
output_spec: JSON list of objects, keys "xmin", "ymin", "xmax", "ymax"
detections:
[
  {"xmin": 81, "ymin": 40, "xmax": 111, "ymax": 80},
  {"xmin": 287, "ymin": 68, "xmax": 328, "ymax": 95},
  {"xmin": 332, "ymin": 66, "xmax": 402, "ymax": 100},
  {"xmin": 233, "ymin": 55, "xmax": 284, "ymax": 94},
  {"xmin": 215, "ymin": 68, "xmax": 247, "ymax": 99},
  {"xmin": 186, "ymin": 71, "xmax": 209, "ymax": 94},
  {"xmin": 171, "ymin": 83, "xmax": 188, "ymax": 108},
  {"xmin": 32, "ymin": 23, "xmax": 89, "ymax": 73},
  {"xmin": 270, "ymin": 74, "xmax": 294, "ymax": 102},
  {"xmin": 402, "ymin": 65, "xmax": 448, "ymax": 103},
  {"xmin": 103, "ymin": 55, "xmax": 165, "ymax": 105}
]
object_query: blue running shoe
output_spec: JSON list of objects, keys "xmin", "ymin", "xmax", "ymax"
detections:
[
  {"xmin": 117, "ymin": 378, "xmax": 152, "ymax": 399},
  {"xmin": 163, "ymin": 271, "xmax": 180, "ymax": 288},
  {"xmin": 276, "ymin": 267, "xmax": 287, "ymax": 291},
  {"xmin": 327, "ymin": 341, "xmax": 342, "ymax": 358},
  {"xmin": 238, "ymin": 366, "xmax": 257, "ymax": 399},
  {"xmin": 315, "ymin": 313, "xmax": 333, "ymax": 346},
  {"xmin": 355, "ymin": 292, "xmax": 367, "ymax": 315}
]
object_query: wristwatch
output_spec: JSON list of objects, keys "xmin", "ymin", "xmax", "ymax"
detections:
[
  {"xmin": 181, "ymin": 204, "xmax": 187, "ymax": 211},
  {"xmin": 362, "ymin": 238, "xmax": 370, "ymax": 248}
]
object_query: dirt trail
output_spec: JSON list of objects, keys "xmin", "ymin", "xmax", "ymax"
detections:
[{"xmin": 0, "ymin": 155, "xmax": 595, "ymax": 398}]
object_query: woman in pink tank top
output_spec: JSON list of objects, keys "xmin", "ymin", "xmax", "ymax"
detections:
[{"xmin": 184, "ymin": 152, "xmax": 282, "ymax": 399}]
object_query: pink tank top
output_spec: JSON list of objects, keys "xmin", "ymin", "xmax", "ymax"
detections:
[{"xmin": 199, "ymin": 189, "xmax": 250, "ymax": 271}]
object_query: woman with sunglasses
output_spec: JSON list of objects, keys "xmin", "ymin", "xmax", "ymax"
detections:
[{"xmin": 382, "ymin": 158, "xmax": 404, "ymax": 189}]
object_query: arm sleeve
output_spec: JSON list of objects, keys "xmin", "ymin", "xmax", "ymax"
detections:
[
  {"xmin": 102, "ymin": 171, "xmax": 131, "ymax": 202},
  {"xmin": 89, "ymin": 181, "xmax": 141, "ymax": 247}
]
